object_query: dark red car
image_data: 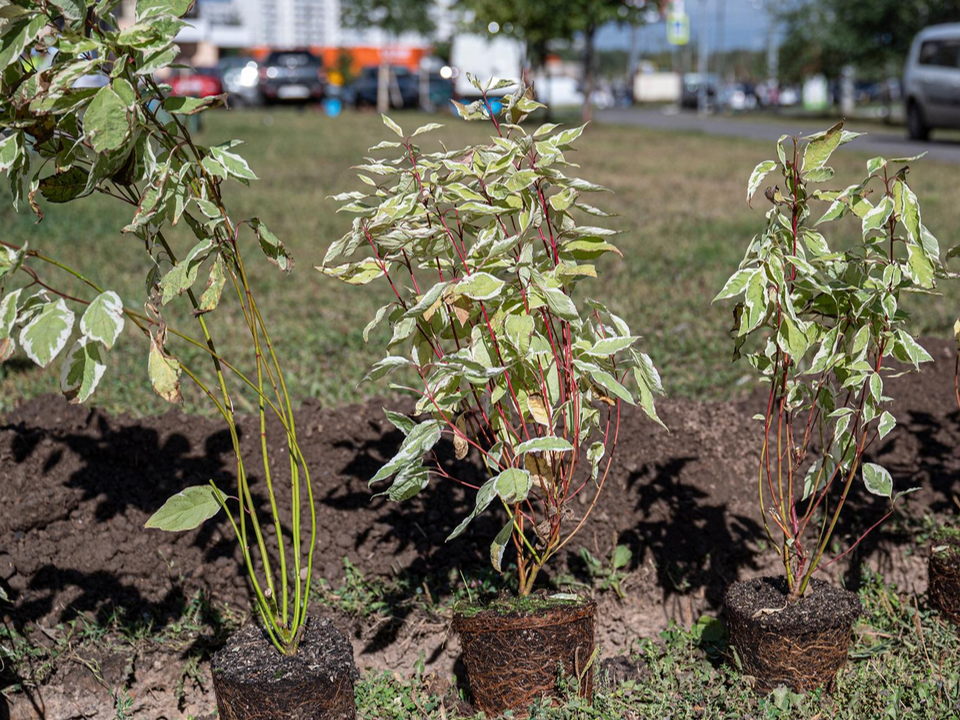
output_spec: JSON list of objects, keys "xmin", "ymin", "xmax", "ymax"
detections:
[{"xmin": 168, "ymin": 68, "xmax": 222, "ymax": 98}]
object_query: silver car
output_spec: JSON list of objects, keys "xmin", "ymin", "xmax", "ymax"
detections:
[{"xmin": 904, "ymin": 24, "xmax": 960, "ymax": 140}]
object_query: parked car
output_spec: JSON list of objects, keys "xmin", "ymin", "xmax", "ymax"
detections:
[
  {"xmin": 258, "ymin": 50, "xmax": 326, "ymax": 104},
  {"xmin": 218, "ymin": 56, "xmax": 261, "ymax": 107},
  {"xmin": 680, "ymin": 73, "xmax": 718, "ymax": 110},
  {"xmin": 342, "ymin": 66, "xmax": 419, "ymax": 109},
  {"xmin": 904, "ymin": 23, "xmax": 960, "ymax": 140},
  {"xmin": 168, "ymin": 68, "xmax": 222, "ymax": 98},
  {"xmin": 718, "ymin": 83, "xmax": 758, "ymax": 112}
]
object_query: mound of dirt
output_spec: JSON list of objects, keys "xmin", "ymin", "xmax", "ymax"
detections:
[{"xmin": 2, "ymin": 338, "xmax": 959, "ymax": 718}]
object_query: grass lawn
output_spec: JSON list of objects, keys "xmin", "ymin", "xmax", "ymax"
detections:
[{"xmin": 3, "ymin": 108, "xmax": 960, "ymax": 415}]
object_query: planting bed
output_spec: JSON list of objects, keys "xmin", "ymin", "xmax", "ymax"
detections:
[{"xmin": 2, "ymin": 338, "xmax": 959, "ymax": 718}]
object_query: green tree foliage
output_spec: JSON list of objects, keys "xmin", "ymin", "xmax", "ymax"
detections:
[{"xmin": 777, "ymin": 0, "xmax": 960, "ymax": 82}]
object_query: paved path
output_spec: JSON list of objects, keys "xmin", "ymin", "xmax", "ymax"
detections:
[{"xmin": 597, "ymin": 108, "xmax": 960, "ymax": 165}]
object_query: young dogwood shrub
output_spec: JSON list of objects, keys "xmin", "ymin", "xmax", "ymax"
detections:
[
  {"xmin": 322, "ymin": 79, "xmax": 664, "ymax": 596},
  {"xmin": 716, "ymin": 122, "xmax": 940, "ymax": 599},
  {"xmin": 0, "ymin": 0, "xmax": 311, "ymax": 654}
]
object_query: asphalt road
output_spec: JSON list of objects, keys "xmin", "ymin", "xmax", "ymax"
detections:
[{"xmin": 597, "ymin": 108, "xmax": 960, "ymax": 165}]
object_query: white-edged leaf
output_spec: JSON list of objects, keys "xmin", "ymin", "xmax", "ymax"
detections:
[
  {"xmin": 80, "ymin": 291, "xmax": 124, "ymax": 349},
  {"xmin": 514, "ymin": 436, "xmax": 574, "ymax": 455},
  {"xmin": 19, "ymin": 299, "xmax": 75, "ymax": 368},
  {"xmin": 456, "ymin": 272, "xmax": 504, "ymax": 301},
  {"xmin": 747, "ymin": 160, "xmax": 777, "ymax": 204},
  {"xmin": 59, "ymin": 336, "xmax": 107, "ymax": 404},
  {"xmin": 862, "ymin": 462, "xmax": 893, "ymax": 498},
  {"xmin": 491, "ymin": 519, "xmax": 513, "ymax": 573}
]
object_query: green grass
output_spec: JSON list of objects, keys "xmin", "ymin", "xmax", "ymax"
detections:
[
  {"xmin": 353, "ymin": 570, "xmax": 960, "ymax": 719},
  {"xmin": 4, "ymin": 108, "xmax": 960, "ymax": 415}
]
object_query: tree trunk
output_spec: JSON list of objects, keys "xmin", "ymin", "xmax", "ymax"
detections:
[
  {"xmin": 581, "ymin": 23, "xmax": 597, "ymax": 123},
  {"xmin": 377, "ymin": 57, "xmax": 390, "ymax": 114}
]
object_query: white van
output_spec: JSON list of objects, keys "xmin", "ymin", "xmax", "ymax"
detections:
[
  {"xmin": 904, "ymin": 24, "xmax": 960, "ymax": 140},
  {"xmin": 450, "ymin": 34, "xmax": 524, "ymax": 100}
]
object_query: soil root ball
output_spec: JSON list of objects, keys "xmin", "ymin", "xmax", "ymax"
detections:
[
  {"xmin": 929, "ymin": 539, "xmax": 960, "ymax": 624},
  {"xmin": 212, "ymin": 616, "xmax": 358, "ymax": 720},
  {"xmin": 453, "ymin": 597, "xmax": 596, "ymax": 718},
  {"xmin": 724, "ymin": 577, "xmax": 861, "ymax": 693}
]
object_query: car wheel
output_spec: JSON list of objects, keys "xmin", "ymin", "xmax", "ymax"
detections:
[{"xmin": 907, "ymin": 101, "xmax": 930, "ymax": 141}]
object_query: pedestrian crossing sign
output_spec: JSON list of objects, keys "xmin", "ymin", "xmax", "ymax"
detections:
[{"xmin": 667, "ymin": 12, "xmax": 690, "ymax": 46}]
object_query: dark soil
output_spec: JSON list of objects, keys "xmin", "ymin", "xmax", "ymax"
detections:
[
  {"xmin": 3, "ymin": 337, "xmax": 960, "ymax": 718},
  {"xmin": 929, "ymin": 533, "xmax": 960, "ymax": 624},
  {"xmin": 453, "ymin": 598, "xmax": 596, "ymax": 717},
  {"xmin": 212, "ymin": 616, "xmax": 357, "ymax": 720},
  {"xmin": 724, "ymin": 577, "xmax": 862, "ymax": 635},
  {"xmin": 725, "ymin": 576, "xmax": 861, "ymax": 692}
]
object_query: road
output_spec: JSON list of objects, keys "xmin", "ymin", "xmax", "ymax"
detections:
[{"xmin": 597, "ymin": 108, "xmax": 960, "ymax": 165}]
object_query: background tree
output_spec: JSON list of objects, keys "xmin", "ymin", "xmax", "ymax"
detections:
[
  {"xmin": 778, "ymin": 0, "xmax": 960, "ymax": 83},
  {"xmin": 457, "ymin": 0, "xmax": 664, "ymax": 120},
  {"xmin": 341, "ymin": 0, "xmax": 436, "ymax": 111}
]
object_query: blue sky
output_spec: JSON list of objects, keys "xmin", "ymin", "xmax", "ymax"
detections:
[{"xmin": 597, "ymin": 0, "xmax": 776, "ymax": 54}]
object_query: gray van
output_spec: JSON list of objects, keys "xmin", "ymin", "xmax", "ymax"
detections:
[{"xmin": 904, "ymin": 24, "xmax": 960, "ymax": 140}]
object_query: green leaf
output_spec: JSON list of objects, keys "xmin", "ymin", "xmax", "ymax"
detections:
[
  {"xmin": 779, "ymin": 316, "xmax": 809, "ymax": 359},
  {"xmin": 514, "ymin": 436, "xmax": 574, "ymax": 455},
  {"xmin": 84, "ymin": 86, "xmax": 133, "ymax": 153},
  {"xmin": 145, "ymin": 485, "xmax": 223, "ymax": 531},
  {"xmin": 251, "ymin": 218, "xmax": 292, "ymax": 272},
  {"xmin": 209, "ymin": 142, "xmax": 257, "ymax": 182},
  {"xmin": 747, "ymin": 160, "xmax": 777, "ymax": 204},
  {"xmin": 542, "ymin": 287, "xmax": 579, "ymax": 322},
  {"xmin": 383, "ymin": 408, "xmax": 416, "ymax": 435},
  {"xmin": 0, "ymin": 289, "xmax": 23, "ymax": 360},
  {"xmin": 590, "ymin": 368, "xmax": 635, "ymax": 405},
  {"xmin": 0, "ymin": 15, "xmax": 47, "ymax": 72},
  {"xmin": 361, "ymin": 355, "xmax": 410, "ymax": 383},
  {"xmin": 317, "ymin": 259, "xmax": 384, "ymax": 285},
  {"xmin": 490, "ymin": 520, "xmax": 513, "ymax": 573},
  {"xmin": 196, "ymin": 257, "xmax": 227, "ymax": 315},
  {"xmin": 162, "ymin": 94, "xmax": 226, "ymax": 115},
  {"xmin": 862, "ymin": 463, "xmax": 892, "ymax": 498},
  {"xmin": 549, "ymin": 187, "xmax": 577, "ymax": 212},
  {"xmin": 503, "ymin": 314, "xmax": 534, "ymax": 355},
  {"xmin": 80, "ymin": 291, "xmax": 125, "ymax": 349},
  {"xmin": 866, "ymin": 156, "xmax": 887, "ymax": 177},
  {"xmin": 878, "ymin": 411, "xmax": 896, "ymax": 439},
  {"xmin": 137, "ymin": 0, "xmax": 194, "ymax": 20},
  {"xmin": 861, "ymin": 196, "xmax": 894, "ymax": 237},
  {"xmin": 376, "ymin": 465, "xmax": 430, "ymax": 502},
  {"xmin": 896, "ymin": 179, "xmax": 922, "ymax": 246},
  {"xmin": 905, "ymin": 244, "xmax": 935, "ymax": 290},
  {"xmin": 894, "ymin": 330, "xmax": 933, "ymax": 368},
  {"xmin": 584, "ymin": 336, "xmax": 637, "ymax": 357},
  {"xmin": 148, "ymin": 337, "xmax": 182, "ymax": 403},
  {"xmin": 38, "ymin": 167, "xmax": 89, "ymax": 203},
  {"xmin": 715, "ymin": 268, "xmax": 759, "ymax": 301},
  {"xmin": 0, "ymin": 131, "xmax": 22, "ymax": 172},
  {"xmin": 456, "ymin": 272, "xmax": 505, "ymax": 301},
  {"xmin": 382, "ymin": 114, "xmax": 403, "ymax": 137},
  {"xmin": 587, "ymin": 441, "xmax": 605, "ymax": 481},
  {"xmin": 19, "ymin": 299, "xmax": 75, "ymax": 368},
  {"xmin": 447, "ymin": 477, "xmax": 497, "ymax": 540},
  {"xmin": 370, "ymin": 420, "xmax": 441, "ymax": 484},
  {"xmin": 411, "ymin": 122, "xmax": 443, "ymax": 137},
  {"xmin": 802, "ymin": 121, "xmax": 842, "ymax": 172},
  {"xmin": 495, "ymin": 468, "xmax": 532, "ymax": 504},
  {"xmin": 59, "ymin": 337, "xmax": 107, "ymax": 403}
]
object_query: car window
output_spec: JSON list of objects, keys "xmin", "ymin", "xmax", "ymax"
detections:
[
  {"xmin": 918, "ymin": 38, "xmax": 960, "ymax": 68},
  {"xmin": 267, "ymin": 52, "xmax": 320, "ymax": 67}
]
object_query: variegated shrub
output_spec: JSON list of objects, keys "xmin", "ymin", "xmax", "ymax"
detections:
[
  {"xmin": 321, "ymin": 78, "xmax": 664, "ymax": 595},
  {"xmin": 716, "ymin": 122, "xmax": 943, "ymax": 599},
  {"xmin": 0, "ymin": 0, "xmax": 312, "ymax": 654}
]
